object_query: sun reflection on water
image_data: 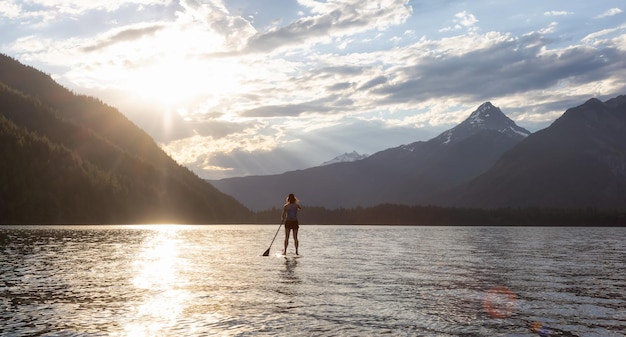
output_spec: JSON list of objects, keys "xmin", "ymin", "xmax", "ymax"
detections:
[
  {"xmin": 133, "ymin": 231, "xmax": 179, "ymax": 289},
  {"xmin": 123, "ymin": 227, "xmax": 191, "ymax": 336}
]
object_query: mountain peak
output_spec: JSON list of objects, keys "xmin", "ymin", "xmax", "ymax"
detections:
[
  {"xmin": 554, "ymin": 95, "xmax": 626, "ymax": 132},
  {"xmin": 433, "ymin": 102, "xmax": 531, "ymax": 145},
  {"xmin": 322, "ymin": 151, "xmax": 368, "ymax": 165},
  {"xmin": 477, "ymin": 101, "xmax": 495, "ymax": 113},
  {"xmin": 466, "ymin": 101, "xmax": 498, "ymax": 126}
]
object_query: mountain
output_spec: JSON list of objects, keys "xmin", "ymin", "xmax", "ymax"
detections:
[
  {"xmin": 431, "ymin": 102, "xmax": 530, "ymax": 145},
  {"xmin": 445, "ymin": 96, "xmax": 626, "ymax": 209},
  {"xmin": 322, "ymin": 151, "xmax": 368, "ymax": 165},
  {"xmin": 210, "ymin": 102, "xmax": 530, "ymax": 210},
  {"xmin": 0, "ymin": 54, "xmax": 251, "ymax": 223}
]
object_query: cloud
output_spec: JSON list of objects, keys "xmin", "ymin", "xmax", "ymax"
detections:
[
  {"xmin": 178, "ymin": 0, "xmax": 256, "ymax": 51},
  {"xmin": 368, "ymin": 27, "xmax": 626, "ymax": 109},
  {"xmin": 581, "ymin": 23, "xmax": 626, "ymax": 44},
  {"xmin": 327, "ymin": 82, "xmax": 353, "ymax": 91},
  {"xmin": 4, "ymin": 1, "xmax": 626, "ymax": 179},
  {"xmin": 81, "ymin": 23, "xmax": 167, "ymax": 52},
  {"xmin": 0, "ymin": 1, "xmax": 21, "ymax": 19},
  {"xmin": 594, "ymin": 8, "xmax": 622, "ymax": 19},
  {"xmin": 0, "ymin": 0, "xmax": 173, "ymax": 29},
  {"xmin": 241, "ymin": 94, "xmax": 351, "ymax": 117},
  {"xmin": 244, "ymin": 0, "xmax": 412, "ymax": 53},
  {"xmin": 439, "ymin": 11, "xmax": 479, "ymax": 33},
  {"xmin": 544, "ymin": 11, "xmax": 573, "ymax": 17},
  {"xmin": 25, "ymin": 0, "xmax": 171, "ymax": 15},
  {"xmin": 359, "ymin": 75, "xmax": 388, "ymax": 90},
  {"xmin": 0, "ymin": 0, "xmax": 63, "ymax": 28}
]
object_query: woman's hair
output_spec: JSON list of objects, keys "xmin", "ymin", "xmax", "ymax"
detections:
[{"xmin": 286, "ymin": 193, "xmax": 298, "ymax": 203}]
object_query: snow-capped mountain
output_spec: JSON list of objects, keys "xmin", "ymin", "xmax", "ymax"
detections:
[
  {"xmin": 322, "ymin": 151, "xmax": 369, "ymax": 165},
  {"xmin": 431, "ymin": 102, "xmax": 530, "ymax": 146}
]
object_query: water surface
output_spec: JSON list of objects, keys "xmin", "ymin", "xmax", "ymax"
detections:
[{"xmin": 0, "ymin": 225, "xmax": 624, "ymax": 336}]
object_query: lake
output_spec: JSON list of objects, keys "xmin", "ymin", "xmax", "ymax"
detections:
[{"xmin": 0, "ymin": 225, "xmax": 624, "ymax": 336}]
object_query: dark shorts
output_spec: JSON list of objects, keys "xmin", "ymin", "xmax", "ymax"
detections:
[{"xmin": 285, "ymin": 220, "xmax": 299, "ymax": 230}]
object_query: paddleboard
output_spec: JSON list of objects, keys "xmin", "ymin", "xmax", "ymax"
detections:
[{"xmin": 275, "ymin": 252, "xmax": 302, "ymax": 258}]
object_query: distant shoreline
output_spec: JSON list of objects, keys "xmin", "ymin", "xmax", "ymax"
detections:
[{"xmin": 2, "ymin": 223, "xmax": 624, "ymax": 227}]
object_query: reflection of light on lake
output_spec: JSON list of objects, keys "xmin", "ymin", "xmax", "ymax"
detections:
[
  {"xmin": 0, "ymin": 226, "xmax": 623, "ymax": 336},
  {"xmin": 125, "ymin": 227, "xmax": 192, "ymax": 336},
  {"xmin": 133, "ymin": 229, "xmax": 179, "ymax": 289}
]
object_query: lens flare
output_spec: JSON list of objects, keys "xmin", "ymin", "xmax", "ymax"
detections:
[{"xmin": 483, "ymin": 286, "xmax": 516, "ymax": 319}]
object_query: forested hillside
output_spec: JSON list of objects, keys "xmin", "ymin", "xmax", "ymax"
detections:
[{"xmin": 0, "ymin": 54, "xmax": 251, "ymax": 224}]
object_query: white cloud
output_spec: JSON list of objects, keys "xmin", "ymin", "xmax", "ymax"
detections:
[
  {"xmin": 456, "ymin": 11, "xmax": 478, "ymax": 27},
  {"xmin": 26, "ymin": 0, "xmax": 171, "ymax": 14},
  {"xmin": 0, "ymin": 0, "xmax": 21, "ymax": 19},
  {"xmin": 544, "ymin": 11, "xmax": 573, "ymax": 17},
  {"xmin": 594, "ymin": 8, "xmax": 622, "ymax": 19},
  {"xmin": 581, "ymin": 23, "xmax": 626, "ymax": 44},
  {"xmin": 537, "ymin": 22, "xmax": 558, "ymax": 35},
  {"xmin": 439, "ymin": 11, "xmax": 479, "ymax": 33}
]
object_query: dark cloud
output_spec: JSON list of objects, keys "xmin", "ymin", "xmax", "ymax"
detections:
[
  {"xmin": 327, "ymin": 82, "xmax": 353, "ymax": 91},
  {"xmin": 359, "ymin": 75, "xmax": 388, "ymax": 91},
  {"xmin": 371, "ymin": 32, "xmax": 626, "ymax": 106},
  {"xmin": 243, "ymin": 2, "xmax": 411, "ymax": 53},
  {"xmin": 81, "ymin": 24, "xmax": 166, "ymax": 52},
  {"xmin": 245, "ymin": 11, "xmax": 338, "ymax": 53},
  {"xmin": 191, "ymin": 119, "xmax": 255, "ymax": 139},
  {"xmin": 318, "ymin": 65, "xmax": 365, "ymax": 76},
  {"xmin": 241, "ymin": 103, "xmax": 329, "ymax": 117},
  {"xmin": 241, "ymin": 94, "xmax": 344, "ymax": 117},
  {"xmin": 290, "ymin": 66, "xmax": 365, "ymax": 88}
]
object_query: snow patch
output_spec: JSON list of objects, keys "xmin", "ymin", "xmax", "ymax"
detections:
[{"xmin": 322, "ymin": 151, "xmax": 369, "ymax": 165}]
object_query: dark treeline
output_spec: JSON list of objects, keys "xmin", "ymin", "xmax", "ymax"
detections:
[{"xmin": 252, "ymin": 204, "xmax": 626, "ymax": 226}]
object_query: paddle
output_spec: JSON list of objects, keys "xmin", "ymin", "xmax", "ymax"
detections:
[{"xmin": 262, "ymin": 222, "xmax": 283, "ymax": 256}]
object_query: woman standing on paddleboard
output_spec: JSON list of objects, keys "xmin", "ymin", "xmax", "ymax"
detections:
[{"xmin": 281, "ymin": 193, "xmax": 301, "ymax": 255}]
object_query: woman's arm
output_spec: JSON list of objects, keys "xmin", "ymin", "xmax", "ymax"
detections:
[{"xmin": 281, "ymin": 205, "xmax": 287, "ymax": 223}]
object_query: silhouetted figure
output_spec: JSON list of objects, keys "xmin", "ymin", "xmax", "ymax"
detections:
[{"xmin": 281, "ymin": 193, "xmax": 301, "ymax": 255}]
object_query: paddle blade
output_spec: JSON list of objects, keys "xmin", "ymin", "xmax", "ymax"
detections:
[{"xmin": 262, "ymin": 248, "xmax": 270, "ymax": 256}]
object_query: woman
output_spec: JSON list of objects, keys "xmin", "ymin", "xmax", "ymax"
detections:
[{"xmin": 281, "ymin": 193, "xmax": 301, "ymax": 255}]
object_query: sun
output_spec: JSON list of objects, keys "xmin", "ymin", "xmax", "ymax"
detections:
[
  {"xmin": 133, "ymin": 59, "xmax": 196, "ymax": 106},
  {"xmin": 116, "ymin": 28, "xmax": 243, "ymax": 108},
  {"xmin": 127, "ymin": 53, "xmax": 246, "ymax": 108}
]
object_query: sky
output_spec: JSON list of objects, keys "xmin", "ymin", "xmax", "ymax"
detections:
[{"xmin": 1, "ymin": 1, "xmax": 625, "ymax": 179}]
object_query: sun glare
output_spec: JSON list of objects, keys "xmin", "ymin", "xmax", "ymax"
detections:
[
  {"xmin": 113, "ymin": 26, "xmax": 244, "ymax": 108},
  {"xmin": 132, "ymin": 228, "xmax": 181, "ymax": 289},
  {"xmin": 126, "ymin": 55, "xmax": 246, "ymax": 110},
  {"xmin": 127, "ymin": 57, "xmax": 221, "ymax": 107},
  {"xmin": 127, "ymin": 227, "xmax": 191, "ymax": 336}
]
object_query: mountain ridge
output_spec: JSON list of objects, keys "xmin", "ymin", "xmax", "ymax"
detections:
[
  {"xmin": 210, "ymin": 95, "xmax": 626, "ymax": 212},
  {"xmin": 210, "ymin": 102, "xmax": 530, "ymax": 210},
  {"xmin": 444, "ymin": 95, "xmax": 626, "ymax": 209}
]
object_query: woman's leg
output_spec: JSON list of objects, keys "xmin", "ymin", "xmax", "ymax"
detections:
[
  {"xmin": 283, "ymin": 227, "xmax": 291, "ymax": 254},
  {"xmin": 293, "ymin": 227, "xmax": 299, "ymax": 255}
]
